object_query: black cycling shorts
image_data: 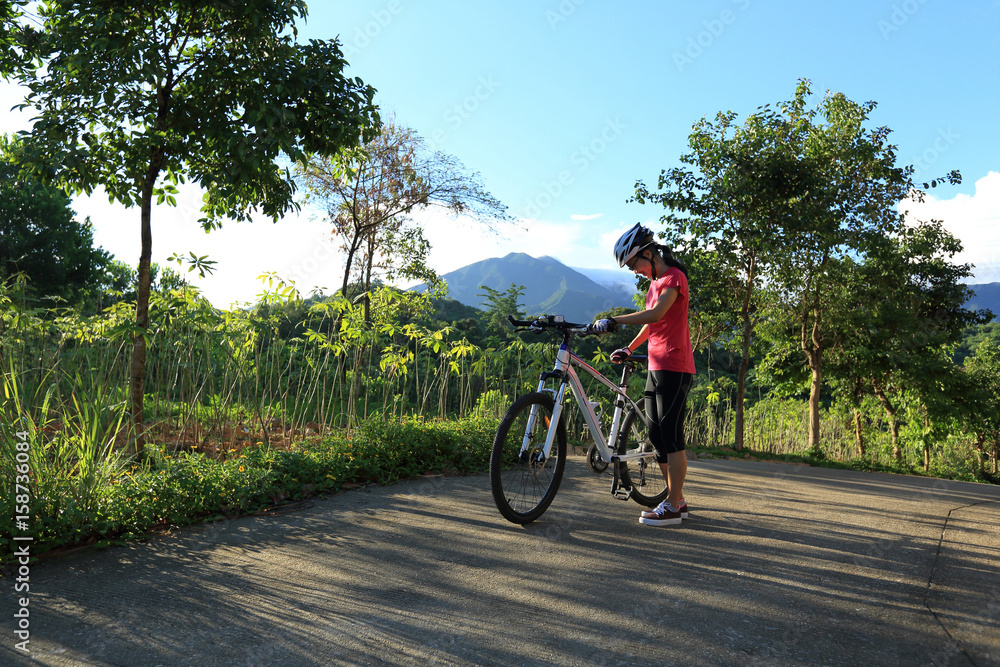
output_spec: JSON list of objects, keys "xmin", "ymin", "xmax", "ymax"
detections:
[{"xmin": 644, "ymin": 370, "xmax": 694, "ymax": 462}]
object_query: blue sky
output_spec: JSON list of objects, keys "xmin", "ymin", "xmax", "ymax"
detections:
[{"xmin": 3, "ymin": 1, "xmax": 999, "ymax": 306}]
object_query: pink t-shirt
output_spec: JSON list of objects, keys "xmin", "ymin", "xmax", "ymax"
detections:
[{"xmin": 645, "ymin": 268, "xmax": 696, "ymax": 374}]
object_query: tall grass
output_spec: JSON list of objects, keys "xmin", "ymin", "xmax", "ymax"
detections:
[{"xmin": 1, "ymin": 366, "xmax": 129, "ymax": 555}]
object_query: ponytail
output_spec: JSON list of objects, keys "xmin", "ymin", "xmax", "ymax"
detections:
[{"xmin": 656, "ymin": 245, "xmax": 688, "ymax": 277}]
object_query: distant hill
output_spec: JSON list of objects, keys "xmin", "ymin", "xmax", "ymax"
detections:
[
  {"xmin": 414, "ymin": 253, "xmax": 635, "ymax": 322},
  {"xmin": 416, "ymin": 265, "xmax": 999, "ymax": 325},
  {"xmin": 968, "ymin": 283, "xmax": 1000, "ymax": 322},
  {"xmin": 570, "ymin": 266, "xmax": 640, "ymax": 307}
]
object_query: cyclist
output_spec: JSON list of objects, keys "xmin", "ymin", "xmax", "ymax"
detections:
[{"xmin": 592, "ymin": 223, "xmax": 695, "ymax": 526}]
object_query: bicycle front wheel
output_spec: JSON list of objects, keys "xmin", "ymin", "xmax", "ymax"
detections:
[
  {"xmin": 616, "ymin": 407, "xmax": 669, "ymax": 507},
  {"xmin": 490, "ymin": 392, "xmax": 567, "ymax": 524}
]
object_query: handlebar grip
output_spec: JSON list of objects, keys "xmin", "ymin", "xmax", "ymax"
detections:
[
  {"xmin": 507, "ymin": 315, "xmax": 534, "ymax": 328},
  {"xmin": 586, "ymin": 318, "xmax": 618, "ymax": 334}
]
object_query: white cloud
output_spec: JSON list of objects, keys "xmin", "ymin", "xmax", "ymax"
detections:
[
  {"xmin": 415, "ymin": 210, "xmax": 637, "ymax": 278},
  {"xmin": 77, "ymin": 184, "xmax": 348, "ymax": 308},
  {"xmin": 900, "ymin": 171, "xmax": 1000, "ymax": 284},
  {"xmin": 76, "ymin": 182, "xmax": 637, "ymax": 308}
]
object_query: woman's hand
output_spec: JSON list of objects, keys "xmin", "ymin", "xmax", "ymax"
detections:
[
  {"xmin": 610, "ymin": 347, "xmax": 631, "ymax": 363},
  {"xmin": 591, "ymin": 318, "xmax": 618, "ymax": 334}
]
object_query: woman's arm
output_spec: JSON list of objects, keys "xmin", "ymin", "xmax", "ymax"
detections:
[
  {"xmin": 626, "ymin": 324, "xmax": 650, "ymax": 352},
  {"xmin": 613, "ymin": 287, "xmax": 679, "ymax": 328}
]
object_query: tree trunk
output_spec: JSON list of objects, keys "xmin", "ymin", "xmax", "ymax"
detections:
[
  {"xmin": 341, "ymin": 226, "xmax": 362, "ymax": 299},
  {"xmin": 854, "ymin": 410, "xmax": 865, "ymax": 457},
  {"xmin": 872, "ymin": 378, "xmax": 901, "ymax": 460},
  {"xmin": 130, "ymin": 149, "xmax": 163, "ymax": 458},
  {"xmin": 974, "ymin": 432, "xmax": 987, "ymax": 476},
  {"xmin": 923, "ymin": 415, "xmax": 931, "ymax": 472},
  {"xmin": 993, "ymin": 436, "xmax": 999, "ymax": 475},
  {"xmin": 362, "ymin": 232, "xmax": 374, "ymax": 325},
  {"xmin": 801, "ymin": 304, "xmax": 823, "ymax": 452},
  {"xmin": 807, "ymin": 354, "xmax": 822, "ymax": 451},
  {"xmin": 734, "ymin": 257, "xmax": 755, "ymax": 451}
]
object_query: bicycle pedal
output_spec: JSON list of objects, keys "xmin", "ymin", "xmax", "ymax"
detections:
[{"xmin": 610, "ymin": 485, "xmax": 632, "ymax": 501}]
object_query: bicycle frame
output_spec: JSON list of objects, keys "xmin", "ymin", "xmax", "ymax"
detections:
[{"xmin": 510, "ymin": 317, "xmax": 652, "ymax": 475}]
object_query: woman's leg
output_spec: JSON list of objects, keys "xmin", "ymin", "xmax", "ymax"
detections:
[
  {"xmin": 647, "ymin": 371, "xmax": 693, "ymax": 508},
  {"xmin": 663, "ymin": 452, "xmax": 687, "ymax": 508}
]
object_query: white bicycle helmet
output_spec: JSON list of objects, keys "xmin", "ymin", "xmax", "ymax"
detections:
[{"xmin": 613, "ymin": 223, "xmax": 655, "ymax": 268}]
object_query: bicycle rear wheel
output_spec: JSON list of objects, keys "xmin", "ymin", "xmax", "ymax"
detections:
[
  {"xmin": 490, "ymin": 392, "xmax": 567, "ymax": 524},
  {"xmin": 616, "ymin": 407, "xmax": 668, "ymax": 507}
]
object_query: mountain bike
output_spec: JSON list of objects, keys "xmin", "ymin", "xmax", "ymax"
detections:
[{"xmin": 489, "ymin": 315, "xmax": 668, "ymax": 524}]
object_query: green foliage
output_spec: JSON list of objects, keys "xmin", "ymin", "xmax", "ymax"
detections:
[
  {"xmin": 471, "ymin": 389, "xmax": 509, "ymax": 421},
  {"xmin": 963, "ymin": 339, "xmax": 1000, "ymax": 476},
  {"xmin": 955, "ymin": 323, "xmax": 1000, "ymax": 366},
  {"xmin": 0, "ymin": 364, "xmax": 129, "ymax": 557},
  {"xmin": 0, "ymin": 135, "xmax": 113, "ymax": 307},
  {"xmin": 477, "ymin": 282, "xmax": 526, "ymax": 343},
  {"xmin": 635, "ymin": 78, "xmax": 978, "ymax": 453},
  {"xmin": 2, "ymin": 262, "xmax": 998, "ymax": 562},
  {"xmin": 9, "ymin": 0, "xmax": 379, "ymax": 225},
  {"xmin": 3, "ymin": 0, "xmax": 381, "ymax": 452}
]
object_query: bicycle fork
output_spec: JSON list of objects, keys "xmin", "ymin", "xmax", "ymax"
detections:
[{"xmin": 517, "ymin": 383, "xmax": 566, "ymax": 465}]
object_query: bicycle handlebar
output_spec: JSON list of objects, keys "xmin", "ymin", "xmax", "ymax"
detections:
[
  {"xmin": 506, "ymin": 315, "xmax": 646, "ymax": 368},
  {"xmin": 505, "ymin": 314, "xmax": 629, "ymax": 339},
  {"xmin": 507, "ymin": 314, "xmax": 592, "ymax": 334}
]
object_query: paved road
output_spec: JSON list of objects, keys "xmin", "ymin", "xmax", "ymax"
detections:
[{"xmin": 3, "ymin": 459, "xmax": 999, "ymax": 666}]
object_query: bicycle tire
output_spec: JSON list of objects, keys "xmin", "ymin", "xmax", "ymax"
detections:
[
  {"xmin": 616, "ymin": 406, "xmax": 669, "ymax": 507},
  {"xmin": 490, "ymin": 392, "xmax": 567, "ymax": 524}
]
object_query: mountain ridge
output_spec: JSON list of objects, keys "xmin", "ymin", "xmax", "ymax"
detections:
[
  {"xmin": 967, "ymin": 282, "xmax": 1000, "ymax": 322},
  {"xmin": 414, "ymin": 252, "xmax": 635, "ymax": 322}
]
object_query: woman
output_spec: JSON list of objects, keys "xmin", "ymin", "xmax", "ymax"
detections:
[{"xmin": 592, "ymin": 223, "xmax": 696, "ymax": 526}]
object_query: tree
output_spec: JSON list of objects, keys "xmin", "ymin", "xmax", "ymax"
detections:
[
  {"xmin": 639, "ymin": 80, "xmax": 966, "ymax": 452},
  {"xmin": 2, "ymin": 1, "xmax": 378, "ymax": 455},
  {"xmin": 86, "ymin": 259, "xmax": 191, "ymax": 313},
  {"xmin": 478, "ymin": 283, "xmax": 525, "ymax": 344},
  {"xmin": 0, "ymin": 135, "xmax": 111, "ymax": 306},
  {"xmin": 765, "ymin": 84, "xmax": 915, "ymax": 453},
  {"xmin": 633, "ymin": 83, "xmax": 815, "ymax": 449},
  {"xmin": 964, "ymin": 340, "xmax": 1000, "ymax": 478},
  {"xmin": 826, "ymin": 220, "xmax": 989, "ymax": 460},
  {"xmin": 762, "ymin": 85, "xmax": 974, "ymax": 453},
  {"xmin": 295, "ymin": 118, "xmax": 508, "ymax": 323}
]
